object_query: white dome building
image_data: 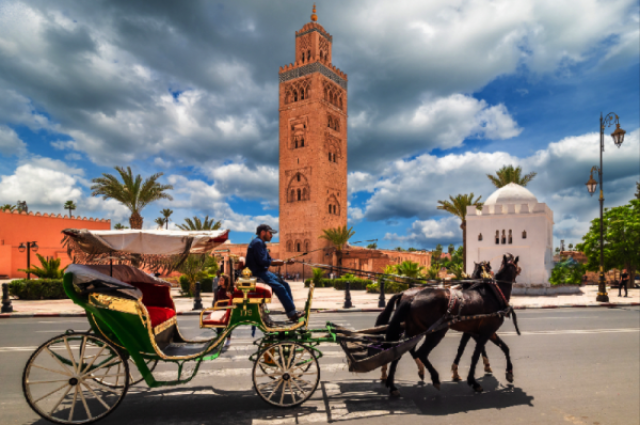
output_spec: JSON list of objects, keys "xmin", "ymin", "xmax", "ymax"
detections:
[{"xmin": 466, "ymin": 183, "xmax": 554, "ymax": 288}]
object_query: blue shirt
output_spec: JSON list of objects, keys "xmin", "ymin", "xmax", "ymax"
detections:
[{"xmin": 246, "ymin": 237, "xmax": 272, "ymax": 275}]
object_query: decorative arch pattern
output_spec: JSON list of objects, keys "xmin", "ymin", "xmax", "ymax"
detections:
[
  {"xmin": 290, "ymin": 120, "xmax": 307, "ymax": 150},
  {"xmin": 319, "ymin": 37, "xmax": 329, "ymax": 63},
  {"xmin": 286, "ymin": 240, "xmax": 293, "ymax": 252},
  {"xmin": 322, "ymin": 80, "xmax": 344, "ymax": 110},
  {"xmin": 326, "ymin": 195, "xmax": 340, "ymax": 216},
  {"xmin": 327, "ymin": 114, "xmax": 340, "ymax": 131},
  {"xmin": 284, "ymin": 78, "xmax": 311, "ymax": 104},
  {"xmin": 287, "ymin": 173, "xmax": 310, "ymax": 203}
]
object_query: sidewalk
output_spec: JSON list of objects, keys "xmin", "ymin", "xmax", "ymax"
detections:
[{"xmin": 1, "ymin": 280, "xmax": 638, "ymax": 318}]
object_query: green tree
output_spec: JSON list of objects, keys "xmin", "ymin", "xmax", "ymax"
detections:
[
  {"xmin": 154, "ymin": 217, "xmax": 166, "ymax": 229},
  {"xmin": 447, "ymin": 244, "xmax": 455, "ymax": 255},
  {"xmin": 568, "ymin": 243, "xmax": 574, "ymax": 251},
  {"xmin": 437, "ymin": 193, "xmax": 483, "ymax": 272},
  {"xmin": 91, "ymin": 166, "xmax": 173, "ymax": 229},
  {"xmin": 555, "ymin": 247, "xmax": 561, "ymax": 254},
  {"xmin": 1, "ymin": 204, "xmax": 16, "ymax": 212},
  {"xmin": 576, "ymin": 199, "xmax": 639, "ymax": 287},
  {"xmin": 64, "ymin": 200, "xmax": 76, "ymax": 218},
  {"xmin": 395, "ymin": 246, "xmax": 404, "ymax": 252},
  {"xmin": 176, "ymin": 215, "xmax": 222, "ymax": 231},
  {"xmin": 395, "ymin": 260, "xmax": 425, "ymax": 279},
  {"xmin": 19, "ymin": 254, "xmax": 67, "ymax": 278},
  {"xmin": 114, "ymin": 223, "xmax": 129, "ymax": 229},
  {"xmin": 432, "ymin": 244, "xmax": 443, "ymax": 266},
  {"xmin": 636, "ymin": 180, "xmax": 640, "ymax": 200},
  {"xmin": 311, "ymin": 268, "xmax": 325, "ymax": 286},
  {"xmin": 407, "ymin": 247, "xmax": 417, "ymax": 252},
  {"xmin": 383, "ymin": 264, "xmax": 398, "ymax": 275},
  {"xmin": 366, "ymin": 242, "xmax": 378, "ymax": 249},
  {"xmin": 161, "ymin": 208, "xmax": 173, "ymax": 230},
  {"xmin": 487, "ymin": 164, "xmax": 537, "ymax": 188},
  {"xmin": 178, "ymin": 254, "xmax": 219, "ymax": 296},
  {"xmin": 319, "ymin": 225, "xmax": 355, "ymax": 277}
]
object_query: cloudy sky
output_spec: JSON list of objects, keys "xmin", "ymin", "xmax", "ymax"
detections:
[{"xmin": 0, "ymin": 0, "xmax": 638, "ymax": 249}]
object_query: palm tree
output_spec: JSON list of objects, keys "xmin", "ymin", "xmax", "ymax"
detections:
[
  {"xmin": 161, "ymin": 208, "xmax": 173, "ymax": 230},
  {"xmin": 1, "ymin": 204, "xmax": 16, "ymax": 212},
  {"xmin": 487, "ymin": 165, "xmax": 537, "ymax": 188},
  {"xmin": 176, "ymin": 215, "xmax": 222, "ymax": 231},
  {"xmin": 319, "ymin": 225, "xmax": 356, "ymax": 277},
  {"xmin": 437, "ymin": 193, "xmax": 483, "ymax": 273},
  {"xmin": 19, "ymin": 254, "xmax": 67, "ymax": 278},
  {"xmin": 396, "ymin": 260, "xmax": 425, "ymax": 278},
  {"xmin": 114, "ymin": 223, "xmax": 129, "ymax": 229},
  {"xmin": 178, "ymin": 254, "xmax": 218, "ymax": 296},
  {"xmin": 64, "ymin": 200, "xmax": 77, "ymax": 217},
  {"xmin": 154, "ymin": 217, "xmax": 166, "ymax": 229},
  {"xmin": 91, "ymin": 166, "xmax": 173, "ymax": 229}
]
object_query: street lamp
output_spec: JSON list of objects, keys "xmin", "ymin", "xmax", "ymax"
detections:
[
  {"xmin": 18, "ymin": 241, "xmax": 39, "ymax": 280},
  {"xmin": 585, "ymin": 112, "xmax": 625, "ymax": 303}
]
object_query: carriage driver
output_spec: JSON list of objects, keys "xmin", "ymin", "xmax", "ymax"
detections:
[{"xmin": 246, "ymin": 224, "xmax": 305, "ymax": 322}]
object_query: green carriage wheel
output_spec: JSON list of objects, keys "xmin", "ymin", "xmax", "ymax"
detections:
[
  {"xmin": 253, "ymin": 342, "xmax": 320, "ymax": 408},
  {"xmin": 23, "ymin": 332, "xmax": 129, "ymax": 425}
]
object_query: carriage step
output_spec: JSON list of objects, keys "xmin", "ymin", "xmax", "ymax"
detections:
[{"xmin": 161, "ymin": 342, "xmax": 210, "ymax": 357}]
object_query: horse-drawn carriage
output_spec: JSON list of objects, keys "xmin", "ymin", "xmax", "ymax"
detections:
[
  {"xmin": 22, "ymin": 229, "xmax": 428, "ymax": 424},
  {"xmin": 22, "ymin": 228, "xmax": 521, "ymax": 424}
]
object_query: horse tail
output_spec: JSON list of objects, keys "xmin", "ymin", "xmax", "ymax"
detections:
[
  {"xmin": 385, "ymin": 299, "xmax": 412, "ymax": 342},
  {"xmin": 375, "ymin": 293, "xmax": 403, "ymax": 326},
  {"xmin": 510, "ymin": 308, "xmax": 521, "ymax": 336}
]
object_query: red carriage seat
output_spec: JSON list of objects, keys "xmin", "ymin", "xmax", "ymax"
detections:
[
  {"xmin": 201, "ymin": 283, "xmax": 272, "ymax": 327},
  {"xmin": 128, "ymin": 281, "xmax": 176, "ymax": 328}
]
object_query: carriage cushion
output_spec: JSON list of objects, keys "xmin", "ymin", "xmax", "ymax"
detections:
[
  {"xmin": 128, "ymin": 281, "xmax": 174, "ymax": 309},
  {"xmin": 230, "ymin": 283, "xmax": 272, "ymax": 299},
  {"xmin": 202, "ymin": 309, "xmax": 231, "ymax": 327},
  {"xmin": 145, "ymin": 306, "xmax": 177, "ymax": 328}
]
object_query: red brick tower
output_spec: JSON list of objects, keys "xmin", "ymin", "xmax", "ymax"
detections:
[{"xmin": 278, "ymin": 5, "xmax": 348, "ymax": 276}]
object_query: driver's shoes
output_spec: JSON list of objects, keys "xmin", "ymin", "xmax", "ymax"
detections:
[{"xmin": 288, "ymin": 311, "xmax": 305, "ymax": 322}]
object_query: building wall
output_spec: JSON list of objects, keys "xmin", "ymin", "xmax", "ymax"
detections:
[
  {"xmin": 278, "ymin": 21, "xmax": 348, "ymax": 276},
  {"xmin": 466, "ymin": 203, "xmax": 554, "ymax": 285},
  {"xmin": 0, "ymin": 210, "xmax": 110, "ymax": 278}
]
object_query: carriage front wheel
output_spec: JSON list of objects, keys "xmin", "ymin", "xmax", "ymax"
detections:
[
  {"xmin": 23, "ymin": 332, "xmax": 129, "ymax": 424},
  {"xmin": 252, "ymin": 342, "xmax": 320, "ymax": 408}
]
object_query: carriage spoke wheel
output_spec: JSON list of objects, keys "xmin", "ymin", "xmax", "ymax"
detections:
[
  {"xmin": 253, "ymin": 342, "xmax": 320, "ymax": 408},
  {"xmin": 93, "ymin": 357, "xmax": 158, "ymax": 388},
  {"xmin": 23, "ymin": 332, "xmax": 129, "ymax": 424}
]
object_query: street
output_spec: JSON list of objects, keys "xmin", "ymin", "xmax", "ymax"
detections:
[{"xmin": 1, "ymin": 308, "xmax": 638, "ymax": 425}]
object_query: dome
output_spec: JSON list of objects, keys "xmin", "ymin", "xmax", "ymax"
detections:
[{"xmin": 484, "ymin": 183, "xmax": 538, "ymax": 208}]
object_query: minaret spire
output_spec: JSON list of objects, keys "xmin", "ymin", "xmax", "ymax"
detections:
[{"xmin": 310, "ymin": 3, "xmax": 317, "ymax": 22}]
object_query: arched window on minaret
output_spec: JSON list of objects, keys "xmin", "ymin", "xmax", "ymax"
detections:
[
  {"xmin": 339, "ymin": 97, "xmax": 343, "ymax": 109},
  {"xmin": 296, "ymin": 241, "xmax": 301, "ymax": 252},
  {"xmin": 300, "ymin": 89, "xmax": 305, "ymax": 100},
  {"xmin": 328, "ymin": 205, "xmax": 332, "ymax": 214},
  {"xmin": 302, "ymin": 188, "xmax": 307, "ymax": 200},
  {"xmin": 304, "ymin": 240, "xmax": 310, "ymax": 252},
  {"xmin": 320, "ymin": 51, "xmax": 323, "ymax": 61},
  {"xmin": 300, "ymin": 138, "xmax": 304, "ymax": 147},
  {"xmin": 307, "ymin": 50, "xmax": 311, "ymax": 61},
  {"xmin": 290, "ymin": 190, "xmax": 295, "ymax": 202},
  {"xmin": 297, "ymin": 189, "xmax": 301, "ymax": 201},
  {"xmin": 293, "ymin": 90, "xmax": 298, "ymax": 102},
  {"xmin": 328, "ymin": 153, "xmax": 331, "ymax": 162},
  {"xmin": 287, "ymin": 240, "xmax": 292, "ymax": 252},
  {"xmin": 295, "ymin": 140, "xmax": 298, "ymax": 149}
]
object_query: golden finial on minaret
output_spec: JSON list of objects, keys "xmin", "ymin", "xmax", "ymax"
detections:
[{"xmin": 311, "ymin": 3, "xmax": 317, "ymax": 22}]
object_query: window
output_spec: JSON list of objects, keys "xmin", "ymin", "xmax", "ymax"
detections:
[
  {"xmin": 302, "ymin": 188, "xmax": 307, "ymax": 200},
  {"xmin": 495, "ymin": 230, "xmax": 499, "ymax": 245},
  {"xmin": 295, "ymin": 140, "xmax": 298, "ymax": 149},
  {"xmin": 522, "ymin": 230, "xmax": 527, "ymax": 239},
  {"xmin": 501, "ymin": 230, "xmax": 506, "ymax": 245},
  {"xmin": 297, "ymin": 243, "xmax": 301, "ymax": 252},
  {"xmin": 307, "ymin": 50, "xmax": 310, "ymax": 61},
  {"xmin": 328, "ymin": 205, "xmax": 332, "ymax": 213},
  {"xmin": 297, "ymin": 174, "xmax": 300, "ymax": 182},
  {"xmin": 478, "ymin": 233, "xmax": 483, "ymax": 241},
  {"xmin": 508, "ymin": 230, "xmax": 513, "ymax": 244},
  {"xmin": 328, "ymin": 153, "xmax": 332, "ymax": 161},
  {"xmin": 286, "ymin": 240, "xmax": 292, "ymax": 252},
  {"xmin": 297, "ymin": 189, "xmax": 301, "ymax": 201},
  {"xmin": 304, "ymin": 240, "xmax": 310, "ymax": 252},
  {"xmin": 333, "ymin": 205, "xmax": 337, "ymax": 214},
  {"xmin": 300, "ymin": 138, "xmax": 304, "ymax": 147},
  {"xmin": 290, "ymin": 190, "xmax": 295, "ymax": 202}
]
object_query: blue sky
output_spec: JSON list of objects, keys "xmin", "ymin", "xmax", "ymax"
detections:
[{"xmin": 0, "ymin": 0, "xmax": 638, "ymax": 251}]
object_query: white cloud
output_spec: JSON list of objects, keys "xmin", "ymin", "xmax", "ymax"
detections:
[
  {"xmin": 358, "ymin": 129, "xmax": 639, "ymax": 248},
  {"xmin": 385, "ymin": 216, "xmax": 462, "ymax": 247},
  {"xmin": 0, "ymin": 125, "xmax": 27, "ymax": 156},
  {"xmin": 207, "ymin": 163, "xmax": 278, "ymax": 204},
  {"xmin": 0, "ymin": 163, "xmax": 82, "ymax": 207},
  {"xmin": 348, "ymin": 205, "xmax": 364, "ymax": 224}
]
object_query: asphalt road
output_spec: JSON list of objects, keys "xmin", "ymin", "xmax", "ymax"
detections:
[{"xmin": 1, "ymin": 308, "xmax": 638, "ymax": 425}]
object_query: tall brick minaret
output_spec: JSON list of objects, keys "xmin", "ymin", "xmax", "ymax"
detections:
[{"xmin": 278, "ymin": 4, "xmax": 348, "ymax": 276}]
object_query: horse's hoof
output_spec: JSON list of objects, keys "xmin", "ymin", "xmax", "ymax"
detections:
[
  {"xmin": 506, "ymin": 371, "xmax": 514, "ymax": 383},
  {"xmin": 390, "ymin": 390, "xmax": 401, "ymax": 397},
  {"xmin": 418, "ymin": 372, "xmax": 425, "ymax": 381},
  {"xmin": 452, "ymin": 376, "xmax": 462, "ymax": 382},
  {"xmin": 484, "ymin": 365, "xmax": 493, "ymax": 374},
  {"xmin": 474, "ymin": 384, "xmax": 484, "ymax": 393},
  {"xmin": 433, "ymin": 383, "xmax": 441, "ymax": 391}
]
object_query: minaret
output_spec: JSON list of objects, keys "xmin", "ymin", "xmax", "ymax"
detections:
[{"xmin": 278, "ymin": 5, "xmax": 348, "ymax": 277}]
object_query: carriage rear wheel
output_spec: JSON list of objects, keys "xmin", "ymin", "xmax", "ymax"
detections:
[
  {"xmin": 253, "ymin": 342, "xmax": 320, "ymax": 408},
  {"xmin": 92, "ymin": 357, "xmax": 158, "ymax": 388},
  {"xmin": 23, "ymin": 332, "xmax": 129, "ymax": 424}
]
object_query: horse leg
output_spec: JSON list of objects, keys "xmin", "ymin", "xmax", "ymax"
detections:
[
  {"xmin": 489, "ymin": 333, "xmax": 513, "ymax": 382},
  {"xmin": 416, "ymin": 329, "xmax": 448, "ymax": 390},
  {"xmin": 409, "ymin": 346, "xmax": 425, "ymax": 381},
  {"xmin": 380, "ymin": 364, "xmax": 388, "ymax": 382},
  {"xmin": 467, "ymin": 336, "xmax": 489, "ymax": 393},
  {"xmin": 385, "ymin": 357, "xmax": 402, "ymax": 396},
  {"xmin": 481, "ymin": 345, "xmax": 492, "ymax": 374},
  {"xmin": 452, "ymin": 333, "xmax": 472, "ymax": 381}
]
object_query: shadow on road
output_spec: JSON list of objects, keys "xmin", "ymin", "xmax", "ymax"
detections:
[{"xmin": 25, "ymin": 376, "xmax": 534, "ymax": 425}]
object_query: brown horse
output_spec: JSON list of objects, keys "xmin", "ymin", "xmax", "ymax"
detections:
[
  {"xmin": 379, "ymin": 261, "xmax": 495, "ymax": 383},
  {"xmin": 380, "ymin": 254, "xmax": 520, "ymax": 396}
]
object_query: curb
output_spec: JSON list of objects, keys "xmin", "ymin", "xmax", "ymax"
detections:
[{"xmin": 1, "ymin": 302, "xmax": 638, "ymax": 318}]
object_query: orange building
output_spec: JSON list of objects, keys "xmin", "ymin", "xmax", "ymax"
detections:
[
  {"xmin": 0, "ymin": 210, "xmax": 110, "ymax": 278},
  {"xmin": 278, "ymin": 6, "xmax": 348, "ymax": 276}
]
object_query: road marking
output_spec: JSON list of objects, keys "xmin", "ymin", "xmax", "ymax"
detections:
[{"xmin": 498, "ymin": 328, "xmax": 639, "ymax": 336}]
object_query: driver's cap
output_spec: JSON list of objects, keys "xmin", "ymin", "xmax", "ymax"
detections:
[{"xmin": 256, "ymin": 224, "xmax": 278, "ymax": 235}]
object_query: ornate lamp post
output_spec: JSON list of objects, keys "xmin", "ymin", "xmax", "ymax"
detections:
[
  {"xmin": 18, "ymin": 241, "xmax": 39, "ymax": 279},
  {"xmin": 585, "ymin": 113, "xmax": 625, "ymax": 302}
]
